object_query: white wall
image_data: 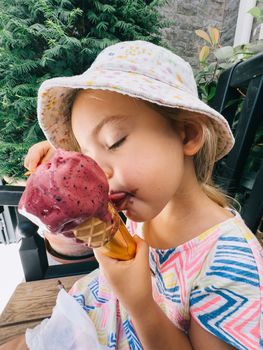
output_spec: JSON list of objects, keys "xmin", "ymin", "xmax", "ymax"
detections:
[{"xmin": 234, "ymin": 0, "xmax": 257, "ymax": 46}]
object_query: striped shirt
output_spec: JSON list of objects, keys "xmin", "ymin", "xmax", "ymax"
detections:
[{"xmin": 70, "ymin": 212, "xmax": 263, "ymax": 349}]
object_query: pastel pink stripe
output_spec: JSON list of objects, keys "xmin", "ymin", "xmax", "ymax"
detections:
[{"xmin": 190, "ymin": 296, "xmax": 222, "ymax": 314}]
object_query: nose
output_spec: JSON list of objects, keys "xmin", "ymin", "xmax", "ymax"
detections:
[{"xmin": 89, "ymin": 150, "xmax": 113, "ymax": 180}]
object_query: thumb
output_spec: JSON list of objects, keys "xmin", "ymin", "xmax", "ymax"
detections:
[
  {"xmin": 40, "ymin": 148, "xmax": 55, "ymax": 164},
  {"xmin": 133, "ymin": 234, "xmax": 143, "ymax": 241},
  {"xmin": 133, "ymin": 235, "xmax": 148, "ymax": 257}
]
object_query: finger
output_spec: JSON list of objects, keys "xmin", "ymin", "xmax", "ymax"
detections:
[
  {"xmin": 24, "ymin": 149, "xmax": 38, "ymax": 171},
  {"xmin": 133, "ymin": 235, "xmax": 148, "ymax": 251},
  {"xmin": 133, "ymin": 235, "xmax": 149, "ymax": 260},
  {"xmin": 93, "ymin": 248, "xmax": 117, "ymax": 266},
  {"xmin": 40, "ymin": 148, "xmax": 55, "ymax": 164},
  {"xmin": 24, "ymin": 141, "xmax": 52, "ymax": 170},
  {"xmin": 24, "ymin": 146, "xmax": 43, "ymax": 170},
  {"xmin": 23, "ymin": 149, "xmax": 33, "ymax": 169},
  {"xmin": 133, "ymin": 235, "xmax": 144, "ymax": 243}
]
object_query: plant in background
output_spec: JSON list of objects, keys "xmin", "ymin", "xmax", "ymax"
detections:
[
  {"xmin": 249, "ymin": 0, "xmax": 263, "ymax": 26},
  {"xmin": 195, "ymin": 23, "xmax": 263, "ymax": 211},
  {"xmin": 0, "ymin": 0, "xmax": 168, "ymax": 180},
  {"xmin": 194, "ymin": 26, "xmax": 263, "ymax": 103},
  {"xmin": 194, "ymin": 27, "xmax": 221, "ymax": 104}
]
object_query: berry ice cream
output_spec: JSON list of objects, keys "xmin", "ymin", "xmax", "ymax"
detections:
[
  {"xmin": 18, "ymin": 149, "xmax": 111, "ymax": 233},
  {"xmin": 19, "ymin": 149, "xmax": 136, "ymax": 260}
]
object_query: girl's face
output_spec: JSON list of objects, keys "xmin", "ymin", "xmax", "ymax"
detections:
[{"xmin": 71, "ymin": 89, "xmax": 189, "ymax": 222}]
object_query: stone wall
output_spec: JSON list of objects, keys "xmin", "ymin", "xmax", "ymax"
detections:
[
  {"xmin": 159, "ymin": 0, "xmax": 239, "ymax": 69},
  {"xmin": 221, "ymin": 0, "xmax": 239, "ymax": 46}
]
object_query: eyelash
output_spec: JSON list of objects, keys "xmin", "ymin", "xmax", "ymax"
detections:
[{"xmin": 108, "ymin": 136, "xmax": 126, "ymax": 150}]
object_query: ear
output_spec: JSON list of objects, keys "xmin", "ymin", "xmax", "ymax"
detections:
[{"xmin": 178, "ymin": 122, "xmax": 204, "ymax": 156}]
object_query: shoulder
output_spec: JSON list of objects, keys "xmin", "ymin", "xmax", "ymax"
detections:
[
  {"xmin": 204, "ymin": 215, "xmax": 263, "ymax": 284},
  {"xmin": 189, "ymin": 215, "xmax": 263, "ymax": 349},
  {"xmin": 193, "ymin": 214, "xmax": 263, "ymax": 291}
]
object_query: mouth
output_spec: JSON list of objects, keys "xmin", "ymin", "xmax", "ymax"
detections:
[{"xmin": 108, "ymin": 191, "xmax": 134, "ymax": 211}]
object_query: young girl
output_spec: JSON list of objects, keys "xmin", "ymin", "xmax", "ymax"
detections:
[{"xmin": 4, "ymin": 40, "xmax": 263, "ymax": 350}]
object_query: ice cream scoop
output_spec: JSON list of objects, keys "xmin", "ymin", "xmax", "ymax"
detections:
[{"xmin": 18, "ymin": 149, "xmax": 136, "ymax": 260}]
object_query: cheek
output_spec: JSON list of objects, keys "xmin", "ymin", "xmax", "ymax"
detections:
[
  {"xmin": 121, "ymin": 149, "xmax": 184, "ymax": 195},
  {"xmin": 115, "ymin": 135, "xmax": 185, "ymax": 190}
]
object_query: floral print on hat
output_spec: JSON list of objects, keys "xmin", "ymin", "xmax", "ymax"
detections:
[{"xmin": 38, "ymin": 40, "xmax": 234, "ymax": 160}]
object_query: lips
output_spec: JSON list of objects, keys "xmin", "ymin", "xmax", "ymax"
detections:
[{"xmin": 108, "ymin": 191, "xmax": 132, "ymax": 211}]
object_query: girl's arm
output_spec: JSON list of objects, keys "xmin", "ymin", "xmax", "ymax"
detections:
[
  {"xmin": 95, "ymin": 237, "xmax": 194, "ymax": 350},
  {"xmin": 130, "ymin": 304, "xmax": 236, "ymax": 350},
  {"xmin": 188, "ymin": 319, "xmax": 236, "ymax": 350},
  {"xmin": 94, "ymin": 236, "xmax": 237, "ymax": 350},
  {"xmin": 129, "ymin": 298, "xmax": 192, "ymax": 350}
]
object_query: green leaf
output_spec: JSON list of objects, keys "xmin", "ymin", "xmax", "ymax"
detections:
[
  {"xmin": 96, "ymin": 21, "xmax": 108, "ymax": 32},
  {"xmin": 214, "ymin": 46, "xmax": 234, "ymax": 61},
  {"xmin": 248, "ymin": 7, "xmax": 263, "ymax": 19},
  {"xmin": 207, "ymin": 85, "xmax": 217, "ymax": 101},
  {"xmin": 87, "ymin": 11, "xmax": 99, "ymax": 24}
]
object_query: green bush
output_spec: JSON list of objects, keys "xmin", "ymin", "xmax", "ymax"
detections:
[{"xmin": 0, "ymin": 0, "xmax": 168, "ymax": 180}]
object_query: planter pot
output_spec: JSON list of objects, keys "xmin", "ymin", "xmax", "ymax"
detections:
[{"xmin": 44, "ymin": 231, "xmax": 95, "ymax": 264}]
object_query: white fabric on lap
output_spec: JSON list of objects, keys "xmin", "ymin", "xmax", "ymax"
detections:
[{"xmin": 25, "ymin": 288, "xmax": 106, "ymax": 350}]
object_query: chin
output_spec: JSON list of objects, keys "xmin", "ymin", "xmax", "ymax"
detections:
[{"xmin": 123, "ymin": 208, "xmax": 156, "ymax": 223}]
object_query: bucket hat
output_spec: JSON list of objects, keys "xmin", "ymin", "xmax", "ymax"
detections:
[{"xmin": 38, "ymin": 40, "xmax": 234, "ymax": 160}]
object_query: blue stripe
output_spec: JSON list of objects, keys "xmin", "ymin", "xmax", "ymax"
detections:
[
  {"xmin": 156, "ymin": 249, "xmax": 176, "ymax": 264},
  {"xmin": 107, "ymin": 332, "xmax": 117, "ymax": 348},
  {"xmin": 190, "ymin": 289, "xmax": 203, "ymax": 297},
  {"xmin": 214, "ymin": 251, "xmax": 254, "ymax": 260},
  {"xmin": 209, "ymin": 265, "xmax": 259, "ymax": 280},
  {"xmin": 190, "ymin": 293, "xmax": 209, "ymax": 305},
  {"xmin": 219, "ymin": 236, "xmax": 246, "ymax": 242},
  {"xmin": 214, "ymin": 259, "xmax": 257, "ymax": 270},
  {"xmin": 206, "ymin": 271, "xmax": 259, "ymax": 287},
  {"xmin": 196, "ymin": 315, "xmax": 247, "ymax": 350},
  {"xmin": 155, "ymin": 268, "xmax": 180, "ymax": 303},
  {"xmin": 217, "ymin": 245, "xmax": 253, "ymax": 254},
  {"xmin": 73, "ymin": 294, "xmax": 95, "ymax": 312},
  {"xmin": 206, "ymin": 285, "xmax": 248, "ymax": 301},
  {"xmin": 196, "ymin": 286, "xmax": 248, "ymax": 350},
  {"xmin": 83, "ymin": 305, "xmax": 94, "ymax": 312},
  {"xmin": 123, "ymin": 319, "xmax": 143, "ymax": 350},
  {"xmin": 89, "ymin": 280, "xmax": 108, "ymax": 304}
]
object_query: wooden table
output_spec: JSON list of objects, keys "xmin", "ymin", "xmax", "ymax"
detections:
[{"xmin": 0, "ymin": 275, "xmax": 85, "ymax": 345}]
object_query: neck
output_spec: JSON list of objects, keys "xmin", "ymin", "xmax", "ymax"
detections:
[{"xmin": 144, "ymin": 164, "xmax": 233, "ymax": 249}]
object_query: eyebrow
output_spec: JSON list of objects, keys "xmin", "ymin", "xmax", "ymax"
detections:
[
  {"xmin": 81, "ymin": 115, "xmax": 128, "ymax": 153},
  {"xmin": 93, "ymin": 114, "xmax": 129, "ymax": 136}
]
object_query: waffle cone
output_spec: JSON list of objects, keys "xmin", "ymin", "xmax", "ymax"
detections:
[{"xmin": 72, "ymin": 202, "xmax": 136, "ymax": 260}]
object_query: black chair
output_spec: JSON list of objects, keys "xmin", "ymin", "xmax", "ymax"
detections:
[
  {"xmin": 210, "ymin": 51, "xmax": 263, "ymax": 234},
  {"xmin": 0, "ymin": 52, "xmax": 262, "ymax": 281}
]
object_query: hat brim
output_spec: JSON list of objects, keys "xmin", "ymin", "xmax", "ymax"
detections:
[{"xmin": 38, "ymin": 68, "xmax": 234, "ymax": 160}]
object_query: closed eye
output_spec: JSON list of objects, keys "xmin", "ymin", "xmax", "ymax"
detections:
[{"xmin": 108, "ymin": 136, "xmax": 126, "ymax": 150}]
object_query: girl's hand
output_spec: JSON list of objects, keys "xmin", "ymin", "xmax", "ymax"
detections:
[
  {"xmin": 94, "ymin": 235, "xmax": 154, "ymax": 316},
  {"xmin": 24, "ymin": 141, "xmax": 55, "ymax": 172}
]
